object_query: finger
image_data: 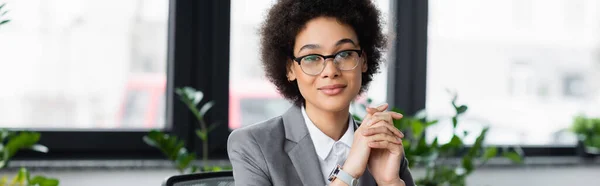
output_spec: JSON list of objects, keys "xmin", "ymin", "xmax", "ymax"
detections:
[
  {"xmin": 373, "ymin": 112, "xmax": 393, "ymax": 124},
  {"xmin": 390, "ymin": 111, "xmax": 403, "ymax": 120},
  {"xmin": 372, "ymin": 111, "xmax": 403, "ymax": 124},
  {"xmin": 367, "ymin": 121, "xmax": 404, "ymax": 138},
  {"xmin": 374, "ymin": 111, "xmax": 403, "ymax": 121},
  {"xmin": 377, "ymin": 103, "xmax": 389, "ymax": 111},
  {"xmin": 366, "ymin": 103, "xmax": 388, "ymax": 114},
  {"xmin": 365, "ymin": 113, "xmax": 395, "ymax": 128},
  {"xmin": 364, "ymin": 112, "xmax": 391, "ymax": 126},
  {"xmin": 362, "ymin": 126, "xmax": 388, "ymax": 136},
  {"xmin": 369, "ymin": 141, "xmax": 403, "ymax": 155},
  {"xmin": 367, "ymin": 133, "xmax": 402, "ymax": 144}
]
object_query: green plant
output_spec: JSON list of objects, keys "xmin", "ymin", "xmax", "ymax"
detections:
[
  {"xmin": 0, "ymin": 3, "xmax": 10, "ymax": 27},
  {"xmin": 144, "ymin": 87, "xmax": 229, "ymax": 173},
  {"xmin": 571, "ymin": 115, "xmax": 600, "ymax": 152},
  {"xmin": 0, "ymin": 130, "xmax": 59, "ymax": 186},
  {"xmin": 1, "ymin": 167, "xmax": 59, "ymax": 186},
  {"xmin": 174, "ymin": 87, "xmax": 218, "ymax": 165},
  {"xmin": 353, "ymin": 92, "xmax": 524, "ymax": 186}
]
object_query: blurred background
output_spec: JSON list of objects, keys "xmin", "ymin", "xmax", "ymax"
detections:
[{"xmin": 0, "ymin": 0, "xmax": 599, "ymax": 185}]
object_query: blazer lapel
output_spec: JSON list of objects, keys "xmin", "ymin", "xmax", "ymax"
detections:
[{"xmin": 282, "ymin": 106, "xmax": 326, "ymax": 186}]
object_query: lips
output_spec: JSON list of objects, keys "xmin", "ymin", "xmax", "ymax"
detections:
[{"xmin": 317, "ymin": 84, "xmax": 347, "ymax": 96}]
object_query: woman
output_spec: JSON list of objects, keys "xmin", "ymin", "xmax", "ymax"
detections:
[{"xmin": 227, "ymin": 0, "xmax": 414, "ymax": 185}]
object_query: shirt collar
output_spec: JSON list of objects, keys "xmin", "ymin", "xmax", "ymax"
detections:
[{"xmin": 301, "ymin": 106, "xmax": 354, "ymax": 160}]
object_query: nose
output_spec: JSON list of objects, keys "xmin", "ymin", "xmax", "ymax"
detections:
[{"xmin": 320, "ymin": 58, "xmax": 340, "ymax": 79}]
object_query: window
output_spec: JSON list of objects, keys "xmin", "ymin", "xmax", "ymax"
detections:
[
  {"xmin": 229, "ymin": 0, "xmax": 393, "ymax": 130},
  {"xmin": 0, "ymin": 0, "xmax": 169, "ymax": 129},
  {"xmin": 427, "ymin": 0, "xmax": 600, "ymax": 146}
]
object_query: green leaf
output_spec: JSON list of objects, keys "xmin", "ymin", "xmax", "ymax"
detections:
[
  {"xmin": 143, "ymin": 135, "xmax": 159, "ymax": 148},
  {"xmin": 440, "ymin": 135, "xmax": 463, "ymax": 153},
  {"xmin": 413, "ymin": 135, "xmax": 430, "ymax": 155},
  {"xmin": 457, "ymin": 105, "xmax": 468, "ymax": 114},
  {"xmin": 188, "ymin": 87, "xmax": 203, "ymax": 105},
  {"xmin": 431, "ymin": 137, "xmax": 439, "ymax": 148},
  {"xmin": 352, "ymin": 115, "xmax": 363, "ymax": 123},
  {"xmin": 426, "ymin": 120, "xmax": 439, "ymax": 127},
  {"xmin": 411, "ymin": 120, "xmax": 425, "ymax": 138},
  {"xmin": 14, "ymin": 167, "xmax": 29, "ymax": 184},
  {"xmin": 450, "ymin": 91, "xmax": 458, "ymax": 107},
  {"xmin": 0, "ymin": 129, "xmax": 11, "ymax": 141},
  {"xmin": 5, "ymin": 132, "xmax": 41, "ymax": 159},
  {"xmin": 465, "ymin": 127, "xmax": 489, "ymax": 158},
  {"xmin": 402, "ymin": 140, "xmax": 411, "ymax": 151},
  {"xmin": 452, "ymin": 116, "xmax": 458, "ymax": 128},
  {"xmin": 171, "ymin": 141, "xmax": 185, "ymax": 160},
  {"xmin": 30, "ymin": 176, "xmax": 59, "ymax": 186},
  {"xmin": 191, "ymin": 166, "xmax": 199, "ymax": 173},
  {"xmin": 503, "ymin": 151, "xmax": 523, "ymax": 164},
  {"xmin": 176, "ymin": 152, "xmax": 195, "ymax": 171},
  {"xmin": 199, "ymin": 101, "xmax": 215, "ymax": 117},
  {"xmin": 196, "ymin": 130, "xmax": 207, "ymax": 141},
  {"xmin": 0, "ymin": 20, "xmax": 10, "ymax": 25},
  {"xmin": 483, "ymin": 146, "xmax": 498, "ymax": 160},
  {"xmin": 461, "ymin": 158, "xmax": 473, "ymax": 173},
  {"xmin": 1, "ymin": 10, "xmax": 8, "ymax": 17}
]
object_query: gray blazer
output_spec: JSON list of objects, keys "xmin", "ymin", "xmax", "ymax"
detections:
[{"xmin": 227, "ymin": 105, "xmax": 415, "ymax": 186}]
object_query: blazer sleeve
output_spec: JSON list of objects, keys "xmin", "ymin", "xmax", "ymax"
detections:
[
  {"xmin": 399, "ymin": 155, "xmax": 415, "ymax": 186},
  {"xmin": 227, "ymin": 129, "xmax": 272, "ymax": 186}
]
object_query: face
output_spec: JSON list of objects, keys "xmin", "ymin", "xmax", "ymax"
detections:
[{"xmin": 287, "ymin": 16, "xmax": 367, "ymax": 112}]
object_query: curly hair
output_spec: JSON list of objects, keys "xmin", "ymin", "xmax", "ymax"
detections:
[{"xmin": 260, "ymin": 0, "xmax": 387, "ymax": 107}]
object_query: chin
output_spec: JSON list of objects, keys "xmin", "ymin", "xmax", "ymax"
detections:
[{"xmin": 312, "ymin": 96, "xmax": 353, "ymax": 112}]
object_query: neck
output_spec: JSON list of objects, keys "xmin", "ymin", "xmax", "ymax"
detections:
[{"xmin": 304, "ymin": 102, "xmax": 350, "ymax": 141}]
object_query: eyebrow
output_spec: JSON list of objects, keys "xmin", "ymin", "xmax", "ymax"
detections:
[{"xmin": 297, "ymin": 38, "xmax": 357, "ymax": 54}]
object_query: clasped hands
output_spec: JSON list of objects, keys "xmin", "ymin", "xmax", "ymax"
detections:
[{"xmin": 332, "ymin": 103, "xmax": 406, "ymax": 186}]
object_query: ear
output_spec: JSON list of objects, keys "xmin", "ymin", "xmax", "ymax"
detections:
[
  {"xmin": 361, "ymin": 52, "xmax": 368, "ymax": 73},
  {"xmin": 287, "ymin": 60, "xmax": 297, "ymax": 81}
]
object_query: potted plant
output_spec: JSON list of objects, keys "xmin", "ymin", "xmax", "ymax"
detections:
[
  {"xmin": 0, "ymin": 130, "xmax": 59, "ymax": 186},
  {"xmin": 571, "ymin": 115, "xmax": 600, "ymax": 158},
  {"xmin": 353, "ymin": 92, "xmax": 524, "ymax": 186},
  {"xmin": 144, "ymin": 87, "xmax": 230, "ymax": 174}
]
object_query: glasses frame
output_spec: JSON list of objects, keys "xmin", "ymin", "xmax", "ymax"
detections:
[{"xmin": 291, "ymin": 49, "xmax": 363, "ymax": 75}]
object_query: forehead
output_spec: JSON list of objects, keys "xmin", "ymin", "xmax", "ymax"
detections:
[{"xmin": 293, "ymin": 17, "xmax": 358, "ymax": 52}]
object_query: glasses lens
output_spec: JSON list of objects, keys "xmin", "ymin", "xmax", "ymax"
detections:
[
  {"xmin": 335, "ymin": 51, "xmax": 360, "ymax": 70},
  {"xmin": 301, "ymin": 55, "xmax": 324, "ymax": 75}
]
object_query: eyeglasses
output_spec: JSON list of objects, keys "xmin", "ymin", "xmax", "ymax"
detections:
[{"xmin": 292, "ymin": 49, "xmax": 363, "ymax": 76}]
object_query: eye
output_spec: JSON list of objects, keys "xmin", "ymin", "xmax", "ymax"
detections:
[
  {"xmin": 337, "ymin": 51, "xmax": 351, "ymax": 58},
  {"xmin": 302, "ymin": 55, "xmax": 320, "ymax": 63}
]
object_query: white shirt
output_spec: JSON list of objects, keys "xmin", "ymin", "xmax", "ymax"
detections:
[{"xmin": 301, "ymin": 106, "xmax": 355, "ymax": 184}]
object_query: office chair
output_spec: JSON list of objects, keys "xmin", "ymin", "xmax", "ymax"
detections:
[{"xmin": 163, "ymin": 171, "xmax": 234, "ymax": 186}]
